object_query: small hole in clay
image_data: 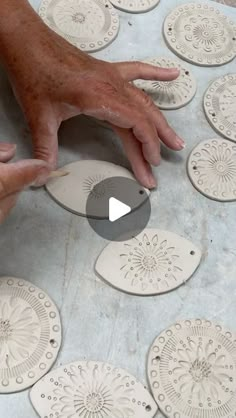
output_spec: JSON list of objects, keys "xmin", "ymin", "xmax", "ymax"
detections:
[
  {"xmin": 193, "ymin": 166, "xmax": 197, "ymax": 170},
  {"xmin": 105, "ymin": 3, "xmax": 109, "ymax": 7},
  {"xmin": 190, "ymin": 250, "xmax": 195, "ymax": 256},
  {"xmin": 139, "ymin": 190, "xmax": 144, "ymax": 195},
  {"xmin": 155, "ymin": 355, "xmax": 161, "ymax": 361},
  {"xmin": 168, "ymin": 27, "xmax": 172, "ymax": 31},
  {"xmin": 212, "ymin": 113, "xmax": 216, "ymax": 117},
  {"xmin": 145, "ymin": 405, "xmax": 152, "ymax": 412},
  {"xmin": 50, "ymin": 339, "xmax": 55, "ymax": 345},
  {"xmin": 185, "ymin": 71, "xmax": 189, "ymax": 76},
  {"xmin": 233, "ymin": 37, "xmax": 236, "ymax": 41}
]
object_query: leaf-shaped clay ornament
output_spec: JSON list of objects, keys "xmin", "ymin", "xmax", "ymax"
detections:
[
  {"xmin": 46, "ymin": 160, "xmax": 149, "ymax": 218},
  {"xmin": 95, "ymin": 229, "xmax": 202, "ymax": 296},
  {"xmin": 30, "ymin": 360, "xmax": 158, "ymax": 418}
]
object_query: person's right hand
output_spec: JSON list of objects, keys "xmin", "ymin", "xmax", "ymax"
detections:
[{"xmin": 0, "ymin": 143, "xmax": 50, "ymax": 224}]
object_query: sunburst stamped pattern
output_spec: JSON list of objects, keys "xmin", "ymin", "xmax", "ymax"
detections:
[
  {"xmin": 30, "ymin": 360, "xmax": 158, "ymax": 418},
  {"xmin": 163, "ymin": 3, "xmax": 236, "ymax": 66},
  {"xmin": 148, "ymin": 319, "xmax": 236, "ymax": 418},
  {"xmin": 95, "ymin": 229, "xmax": 202, "ymax": 296},
  {"xmin": 188, "ymin": 138, "xmax": 236, "ymax": 201},
  {"xmin": 46, "ymin": 160, "xmax": 149, "ymax": 218},
  {"xmin": 38, "ymin": 0, "xmax": 120, "ymax": 52},
  {"xmin": 204, "ymin": 74, "xmax": 236, "ymax": 142},
  {"xmin": 134, "ymin": 57, "xmax": 197, "ymax": 110},
  {"xmin": 109, "ymin": 0, "xmax": 160, "ymax": 13},
  {"xmin": 0, "ymin": 277, "xmax": 61, "ymax": 393}
]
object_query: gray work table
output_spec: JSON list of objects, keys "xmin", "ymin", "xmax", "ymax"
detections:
[{"xmin": 0, "ymin": 0, "xmax": 236, "ymax": 417}]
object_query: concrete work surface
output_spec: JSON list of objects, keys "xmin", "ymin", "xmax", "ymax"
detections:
[{"xmin": 0, "ymin": 0, "xmax": 235, "ymax": 416}]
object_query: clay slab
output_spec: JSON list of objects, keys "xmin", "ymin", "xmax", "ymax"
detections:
[
  {"xmin": 163, "ymin": 3, "xmax": 236, "ymax": 66},
  {"xmin": 46, "ymin": 160, "xmax": 149, "ymax": 218},
  {"xmin": 134, "ymin": 57, "xmax": 197, "ymax": 110},
  {"xmin": 204, "ymin": 74, "xmax": 236, "ymax": 142},
  {"xmin": 187, "ymin": 138, "xmax": 236, "ymax": 202},
  {"xmin": 30, "ymin": 360, "xmax": 158, "ymax": 417},
  {"xmin": 95, "ymin": 229, "xmax": 202, "ymax": 296},
  {"xmin": 148, "ymin": 319, "xmax": 236, "ymax": 418},
  {"xmin": 39, "ymin": 0, "xmax": 120, "ymax": 52},
  {"xmin": 0, "ymin": 277, "xmax": 61, "ymax": 393},
  {"xmin": 109, "ymin": 0, "xmax": 160, "ymax": 13}
]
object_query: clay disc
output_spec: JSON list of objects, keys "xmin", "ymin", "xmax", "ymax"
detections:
[
  {"xmin": 39, "ymin": 0, "xmax": 119, "ymax": 52},
  {"xmin": 187, "ymin": 138, "xmax": 236, "ymax": 202},
  {"xmin": 30, "ymin": 360, "xmax": 158, "ymax": 417},
  {"xmin": 109, "ymin": 0, "xmax": 160, "ymax": 13},
  {"xmin": 134, "ymin": 57, "xmax": 197, "ymax": 110},
  {"xmin": 95, "ymin": 228, "xmax": 202, "ymax": 296},
  {"xmin": 0, "ymin": 277, "xmax": 61, "ymax": 393},
  {"xmin": 148, "ymin": 319, "xmax": 236, "ymax": 418},
  {"xmin": 204, "ymin": 74, "xmax": 236, "ymax": 142},
  {"xmin": 163, "ymin": 3, "xmax": 236, "ymax": 67},
  {"xmin": 46, "ymin": 160, "xmax": 149, "ymax": 219}
]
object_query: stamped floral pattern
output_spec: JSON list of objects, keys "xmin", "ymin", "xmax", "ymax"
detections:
[
  {"xmin": 188, "ymin": 138, "xmax": 236, "ymax": 201},
  {"xmin": 96, "ymin": 229, "xmax": 202, "ymax": 296},
  {"xmin": 148, "ymin": 319, "xmax": 236, "ymax": 418},
  {"xmin": 30, "ymin": 361, "xmax": 158, "ymax": 417},
  {"xmin": 0, "ymin": 277, "xmax": 61, "ymax": 393},
  {"xmin": 164, "ymin": 3, "xmax": 236, "ymax": 66},
  {"xmin": 135, "ymin": 57, "xmax": 197, "ymax": 110},
  {"xmin": 204, "ymin": 74, "xmax": 236, "ymax": 142},
  {"xmin": 0, "ymin": 298, "xmax": 40, "ymax": 368},
  {"xmin": 39, "ymin": 0, "xmax": 120, "ymax": 52}
]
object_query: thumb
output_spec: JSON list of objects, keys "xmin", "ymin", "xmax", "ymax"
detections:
[
  {"xmin": 0, "ymin": 160, "xmax": 51, "ymax": 199},
  {"xmin": 30, "ymin": 113, "xmax": 59, "ymax": 169}
]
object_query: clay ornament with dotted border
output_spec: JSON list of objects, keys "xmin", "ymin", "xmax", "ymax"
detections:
[
  {"xmin": 0, "ymin": 277, "xmax": 61, "ymax": 393},
  {"xmin": 204, "ymin": 74, "xmax": 236, "ymax": 143},
  {"xmin": 163, "ymin": 3, "xmax": 236, "ymax": 67},
  {"xmin": 187, "ymin": 138, "xmax": 236, "ymax": 202},
  {"xmin": 30, "ymin": 360, "xmax": 158, "ymax": 417},
  {"xmin": 109, "ymin": 0, "xmax": 160, "ymax": 13},
  {"xmin": 134, "ymin": 56, "xmax": 197, "ymax": 110},
  {"xmin": 147, "ymin": 319, "xmax": 236, "ymax": 418},
  {"xmin": 38, "ymin": 0, "xmax": 120, "ymax": 53},
  {"xmin": 95, "ymin": 229, "xmax": 202, "ymax": 296}
]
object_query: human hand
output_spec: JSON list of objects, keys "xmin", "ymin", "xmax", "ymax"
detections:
[
  {"xmin": 0, "ymin": 143, "xmax": 50, "ymax": 223},
  {"xmin": 2, "ymin": 13, "xmax": 184, "ymax": 189}
]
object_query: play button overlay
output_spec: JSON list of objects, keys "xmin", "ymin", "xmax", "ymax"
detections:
[
  {"xmin": 86, "ymin": 176, "xmax": 151, "ymax": 241},
  {"xmin": 109, "ymin": 198, "xmax": 131, "ymax": 222}
]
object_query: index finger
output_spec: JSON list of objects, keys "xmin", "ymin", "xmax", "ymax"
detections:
[{"xmin": 114, "ymin": 61, "xmax": 180, "ymax": 82}]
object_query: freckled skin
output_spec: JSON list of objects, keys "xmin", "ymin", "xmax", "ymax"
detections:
[{"xmin": 0, "ymin": 0, "xmax": 185, "ymax": 223}]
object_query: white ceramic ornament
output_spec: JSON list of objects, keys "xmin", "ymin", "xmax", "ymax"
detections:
[
  {"xmin": 95, "ymin": 229, "xmax": 202, "ymax": 296},
  {"xmin": 148, "ymin": 319, "xmax": 236, "ymax": 418},
  {"xmin": 0, "ymin": 277, "xmax": 61, "ymax": 393},
  {"xmin": 204, "ymin": 74, "xmax": 236, "ymax": 143},
  {"xmin": 46, "ymin": 160, "xmax": 149, "ymax": 219},
  {"xmin": 135, "ymin": 57, "xmax": 197, "ymax": 110},
  {"xmin": 30, "ymin": 360, "xmax": 158, "ymax": 417},
  {"xmin": 39, "ymin": 0, "xmax": 120, "ymax": 52},
  {"xmin": 163, "ymin": 3, "xmax": 236, "ymax": 67},
  {"xmin": 187, "ymin": 138, "xmax": 236, "ymax": 202},
  {"xmin": 109, "ymin": 0, "xmax": 160, "ymax": 13}
]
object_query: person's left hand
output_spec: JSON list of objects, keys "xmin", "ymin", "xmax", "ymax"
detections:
[
  {"xmin": 0, "ymin": 143, "xmax": 50, "ymax": 223},
  {"xmin": 3, "ymin": 16, "xmax": 184, "ymax": 189}
]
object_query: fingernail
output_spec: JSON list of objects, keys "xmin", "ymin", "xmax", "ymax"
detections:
[
  {"xmin": 169, "ymin": 68, "xmax": 180, "ymax": 74},
  {"xmin": 32, "ymin": 168, "xmax": 51, "ymax": 187},
  {"xmin": 0, "ymin": 143, "xmax": 16, "ymax": 151},
  {"xmin": 148, "ymin": 173, "xmax": 157, "ymax": 189},
  {"xmin": 176, "ymin": 136, "xmax": 185, "ymax": 149}
]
